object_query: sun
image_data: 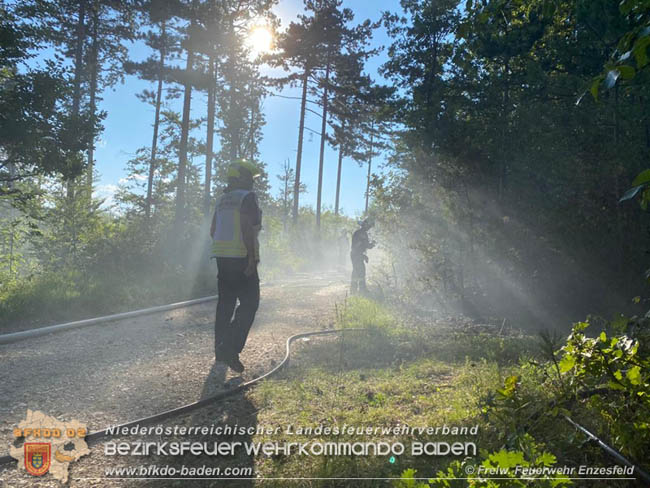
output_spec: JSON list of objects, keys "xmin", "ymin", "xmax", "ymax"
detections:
[{"xmin": 247, "ymin": 25, "xmax": 273, "ymax": 56}]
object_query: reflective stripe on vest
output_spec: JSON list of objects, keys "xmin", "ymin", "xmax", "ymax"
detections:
[{"xmin": 211, "ymin": 189, "xmax": 251, "ymax": 258}]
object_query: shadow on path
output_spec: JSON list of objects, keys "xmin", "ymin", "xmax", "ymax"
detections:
[{"xmin": 154, "ymin": 362, "xmax": 258, "ymax": 487}]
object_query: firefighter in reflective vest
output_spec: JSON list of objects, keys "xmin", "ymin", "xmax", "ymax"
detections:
[{"xmin": 210, "ymin": 159, "xmax": 262, "ymax": 373}]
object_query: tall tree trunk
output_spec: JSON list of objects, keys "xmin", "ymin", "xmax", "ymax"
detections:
[
  {"xmin": 498, "ymin": 60, "xmax": 510, "ymax": 201},
  {"xmin": 86, "ymin": 1, "xmax": 99, "ymax": 194},
  {"xmin": 227, "ymin": 66, "xmax": 239, "ymax": 159},
  {"xmin": 229, "ymin": 86, "xmax": 239, "ymax": 160},
  {"xmin": 316, "ymin": 60, "xmax": 331, "ymax": 230},
  {"xmin": 68, "ymin": 0, "xmax": 86, "ymax": 201},
  {"xmin": 292, "ymin": 68, "xmax": 309, "ymax": 224},
  {"xmin": 365, "ymin": 122, "xmax": 374, "ymax": 213},
  {"xmin": 248, "ymin": 83, "xmax": 257, "ymax": 161},
  {"xmin": 146, "ymin": 19, "xmax": 166, "ymax": 220},
  {"xmin": 204, "ymin": 53, "xmax": 216, "ymax": 215},
  {"xmin": 283, "ymin": 159, "xmax": 289, "ymax": 233},
  {"xmin": 334, "ymin": 120, "xmax": 345, "ymax": 216},
  {"xmin": 72, "ymin": 0, "xmax": 86, "ymax": 129},
  {"xmin": 175, "ymin": 46, "xmax": 194, "ymax": 232},
  {"xmin": 227, "ymin": 25, "xmax": 239, "ymax": 161}
]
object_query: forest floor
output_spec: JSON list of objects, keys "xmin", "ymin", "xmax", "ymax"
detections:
[
  {"xmin": 0, "ymin": 271, "xmax": 640, "ymax": 487},
  {"xmin": 0, "ymin": 270, "xmax": 349, "ymax": 486}
]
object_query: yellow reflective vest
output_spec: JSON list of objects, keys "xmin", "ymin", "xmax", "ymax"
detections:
[{"xmin": 211, "ymin": 189, "xmax": 251, "ymax": 258}]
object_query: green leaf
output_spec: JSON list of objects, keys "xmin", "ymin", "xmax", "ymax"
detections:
[
  {"xmin": 633, "ymin": 296, "xmax": 641, "ymax": 304},
  {"xmin": 536, "ymin": 452, "xmax": 557, "ymax": 467},
  {"xmin": 618, "ymin": 185, "xmax": 645, "ymax": 203},
  {"xmin": 574, "ymin": 321, "xmax": 590, "ymax": 332},
  {"xmin": 633, "ymin": 36, "xmax": 650, "ymax": 68},
  {"xmin": 599, "ymin": 331, "xmax": 607, "ymax": 342},
  {"xmin": 559, "ymin": 355, "xmax": 575, "ymax": 373},
  {"xmin": 632, "ymin": 169, "xmax": 650, "ymax": 186},
  {"xmin": 614, "ymin": 369, "xmax": 623, "ymax": 381},
  {"xmin": 500, "ymin": 375, "xmax": 519, "ymax": 397},
  {"xmin": 619, "ymin": 0, "xmax": 635, "ymax": 15},
  {"xmin": 618, "ymin": 50, "xmax": 632, "ymax": 63},
  {"xmin": 576, "ymin": 90, "xmax": 588, "ymax": 106},
  {"xmin": 619, "ymin": 31, "xmax": 636, "ymax": 52},
  {"xmin": 627, "ymin": 366, "xmax": 642, "ymax": 385},
  {"xmin": 399, "ymin": 468, "xmax": 420, "ymax": 488},
  {"xmin": 609, "ymin": 380, "xmax": 626, "ymax": 390},
  {"xmin": 542, "ymin": 0, "xmax": 556, "ymax": 18},
  {"xmin": 487, "ymin": 450, "xmax": 528, "ymax": 469},
  {"xmin": 478, "ymin": 11, "xmax": 490, "ymax": 24},
  {"xmin": 551, "ymin": 477, "xmax": 572, "ymax": 488},
  {"xmin": 604, "ymin": 69, "xmax": 620, "ymax": 89},
  {"xmin": 590, "ymin": 76, "xmax": 603, "ymax": 100},
  {"xmin": 617, "ymin": 64, "xmax": 635, "ymax": 79}
]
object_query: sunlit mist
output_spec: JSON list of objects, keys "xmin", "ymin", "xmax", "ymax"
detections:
[{"xmin": 247, "ymin": 25, "xmax": 273, "ymax": 56}]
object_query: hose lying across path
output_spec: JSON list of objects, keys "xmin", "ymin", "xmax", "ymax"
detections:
[
  {"xmin": 1, "ymin": 318, "xmax": 649, "ymax": 484},
  {"xmin": 0, "ymin": 274, "xmax": 336, "ymax": 345},
  {"xmin": 0, "ymin": 295, "xmax": 218, "ymax": 345},
  {"xmin": 0, "ymin": 327, "xmax": 365, "ymax": 469}
]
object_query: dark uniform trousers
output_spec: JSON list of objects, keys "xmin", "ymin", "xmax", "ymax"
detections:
[
  {"xmin": 215, "ymin": 257, "xmax": 260, "ymax": 356},
  {"xmin": 350, "ymin": 254, "xmax": 367, "ymax": 294}
]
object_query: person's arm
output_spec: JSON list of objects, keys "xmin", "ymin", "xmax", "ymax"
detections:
[
  {"xmin": 241, "ymin": 212, "xmax": 257, "ymax": 276},
  {"xmin": 362, "ymin": 232, "xmax": 372, "ymax": 250}
]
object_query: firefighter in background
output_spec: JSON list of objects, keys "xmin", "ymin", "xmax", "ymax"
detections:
[
  {"xmin": 210, "ymin": 160, "xmax": 262, "ymax": 373},
  {"xmin": 350, "ymin": 218, "xmax": 375, "ymax": 294}
]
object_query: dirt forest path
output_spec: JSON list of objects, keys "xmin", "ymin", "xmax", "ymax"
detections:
[{"xmin": 0, "ymin": 270, "xmax": 349, "ymax": 486}]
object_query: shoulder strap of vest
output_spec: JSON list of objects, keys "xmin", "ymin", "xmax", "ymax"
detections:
[{"xmin": 217, "ymin": 189, "xmax": 251, "ymax": 206}]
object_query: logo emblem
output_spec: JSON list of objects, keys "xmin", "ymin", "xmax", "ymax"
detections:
[{"xmin": 25, "ymin": 443, "xmax": 51, "ymax": 476}]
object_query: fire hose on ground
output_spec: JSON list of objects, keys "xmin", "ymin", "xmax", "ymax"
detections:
[{"xmin": 0, "ymin": 309, "xmax": 649, "ymax": 484}]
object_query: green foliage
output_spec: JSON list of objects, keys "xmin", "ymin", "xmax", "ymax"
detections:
[
  {"xmin": 393, "ymin": 317, "xmax": 650, "ymax": 486},
  {"xmin": 376, "ymin": 0, "xmax": 650, "ymax": 328},
  {"xmin": 410, "ymin": 441, "xmax": 572, "ymax": 487},
  {"xmin": 250, "ymin": 295, "xmax": 648, "ymax": 485},
  {"xmin": 258, "ymin": 215, "xmax": 304, "ymax": 277},
  {"xmin": 591, "ymin": 0, "xmax": 650, "ymax": 97},
  {"xmin": 395, "ymin": 468, "xmax": 430, "ymax": 488},
  {"xmin": 475, "ymin": 317, "xmax": 650, "ymax": 469},
  {"xmin": 560, "ymin": 320, "xmax": 648, "ymax": 393},
  {"xmin": 0, "ymin": 164, "xmax": 356, "ymax": 329},
  {"xmin": 557, "ymin": 319, "xmax": 650, "ymax": 459},
  {"xmin": 336, "ymin": 296, "xmax": 396, "ymax": 330}
]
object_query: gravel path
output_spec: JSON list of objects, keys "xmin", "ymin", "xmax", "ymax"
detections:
[{"xmin": 0, "ymin": 271, "xmax": 348, "ymax": 486}]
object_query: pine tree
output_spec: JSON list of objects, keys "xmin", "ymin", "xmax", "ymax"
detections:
[
  {"xmin": 1, "ymin": 1, "xmax": 92, "ymax": 187},
  {"xmin": 273, "ymin": 0, "xmax": 377, "ymax": 226},
  {"xmin": 271, "ymin": 2, "xmax": 323, "ymax": 223},
  {"xmin": 84, "ymin": 0, "xmax": 139, "ymax": 192},
  {"xmin": 310, "ymin": 1, "xmax": 376, "ymax": 229},
  {"xmin": 210, "ymin": 0, "xmax": 273, "ymax": 205},
  {"xmin": 124, "ymin": 0, "xmax": 181, "ymax": 219},
  {"xmin": 276, "ymin": 159, "xmax": 306, "ymax": 231}
]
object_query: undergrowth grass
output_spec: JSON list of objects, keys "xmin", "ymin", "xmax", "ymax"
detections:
[{"xmin": 246, "ymin": 297, "xmax": 559, "ymax": 487}]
